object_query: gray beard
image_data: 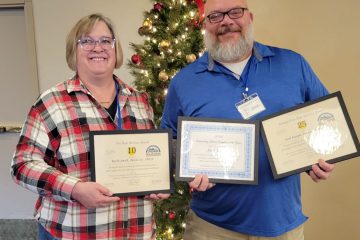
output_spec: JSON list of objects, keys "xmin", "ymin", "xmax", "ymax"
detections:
[{"xmin": 205, "ymin": 26, "xmax": 254, "ymax": 62}]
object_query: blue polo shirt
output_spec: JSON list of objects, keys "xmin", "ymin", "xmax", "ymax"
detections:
[{"xmin": 160, "ymin": 42, "xmax": 328, "ymax": 237}]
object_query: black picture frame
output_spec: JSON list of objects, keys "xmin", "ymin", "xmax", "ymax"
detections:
[
  {"xmin": 261, "ymin": 91, "xmax": 360, "ymax": 179},
  {"xmin": 89, "ymin": 129, "xmax": 174, "ymax": 196}
]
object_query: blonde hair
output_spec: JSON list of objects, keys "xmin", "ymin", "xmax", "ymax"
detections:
[{"xmin": 66, "ymin": 13, "xmax": 123, "ymax": 71}]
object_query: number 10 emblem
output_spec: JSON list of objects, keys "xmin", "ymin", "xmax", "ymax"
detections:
[{"xmin": 128, "ymin": 147, "xmax": 136, "ymax": 156}]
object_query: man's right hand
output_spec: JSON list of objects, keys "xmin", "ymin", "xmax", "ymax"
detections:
[
  {"xmin": 71, "ymin": 181, "xmax": 120, "ymax": 208},
  {"xmin": 189, "ymin": 174, "xmax": 216, "ymax": 191}
]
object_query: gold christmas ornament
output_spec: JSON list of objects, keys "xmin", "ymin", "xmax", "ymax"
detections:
[
  {"xmin": 159, "ymin": 40, "xmax": 171, "ymax": 50},
  {"xmin": 159, "ymin": 70, "xmax": 169, "ymax": 82},
  {"xmin": 186, "ymin": 53, "xmax": 197, "ymax": 63},
  {"xmin": 142, "ymin": 19, "xmax": 152, "ymax": 28}
]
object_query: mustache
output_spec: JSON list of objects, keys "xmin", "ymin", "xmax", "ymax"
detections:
[{"xmin": 217, "ymin": 26, "xmax": 241, "ymax": 35}]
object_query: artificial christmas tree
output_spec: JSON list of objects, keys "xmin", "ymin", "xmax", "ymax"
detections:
[{"xmin": 128, "ymin": 0, "xmax": 205, "ymax": 239}]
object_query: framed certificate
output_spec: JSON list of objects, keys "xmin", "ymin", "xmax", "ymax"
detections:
[
  {"xmin": 176, "ymin": 117, "xmax": 259, "ymax": 184},
  {"xmin": 89, "ymin": 129, "xmax": 174, "ymax": 196},
  {"xmin": 261, "ymin": 91, "xmax": 360, "ymax": 179}
]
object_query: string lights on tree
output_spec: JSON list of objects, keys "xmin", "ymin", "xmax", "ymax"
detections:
[{"xmin": 128, "ymin": 0, "xmax": 205, "ymax": 239}]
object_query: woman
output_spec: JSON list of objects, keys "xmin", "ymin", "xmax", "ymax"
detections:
[{"xmin": 11, "ymin": 13, "xmax": 168, "ymax": 240}]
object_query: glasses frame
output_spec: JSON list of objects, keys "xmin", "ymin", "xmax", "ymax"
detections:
[
  {"xmin": 206, "ymin": 7, "xmax": 248, "ymax": 23},
  {"xmin": 77, "ymin": 36, "xmax": 116, "ymax": 51}
]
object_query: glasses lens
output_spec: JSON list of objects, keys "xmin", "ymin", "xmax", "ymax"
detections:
[
  {"xmin": 99, "ymin": 37, "xmax": 115, "ymax": 50},
  {"xmin": 228, "ymin": 8, "xmax": 244, "ymax": 18},
  {"xmin": 79, "ymin": 37, "xmax": 95, "ymax": 50},
  {"xmin": 208, "ymin": 12, "xmax": 224, "ymax": 23}
]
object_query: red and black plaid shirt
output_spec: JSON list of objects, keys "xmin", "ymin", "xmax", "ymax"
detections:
[{"xmin": 11, "ymin": 75, "xmax": 156, "ymax": 239}]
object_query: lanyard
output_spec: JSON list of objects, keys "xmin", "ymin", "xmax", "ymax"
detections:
[
  {"xmin": 115, "ymin": 80, "xmax": 122, "ymax": 130},
  {"xmin": 240, "ymin": 54, "xmax": 256, "ymax": 100}
]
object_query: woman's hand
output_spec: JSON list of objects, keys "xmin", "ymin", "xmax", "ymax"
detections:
[{"xmin": 71, "ymin": 181, "xmax": 120, "ymax": 208}]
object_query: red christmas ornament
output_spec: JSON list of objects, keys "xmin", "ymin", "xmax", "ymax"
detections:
[
  {"xmin": 194, "ymin": 0, "xmax": 205, "ymax": 22},
  {"xmin": 131, "ymin": 54, "xmax": 142, "ymax": 65},
  {"xmin": 168, "ymin": 211, "xmax": 176, "ymax": 220},
  {"xmin": 191, "ymin": 19, "xmax": 200, "ymax": 28},
  {"xmin": 153, "ymin": 2, "xmax": 164, "ymax": 12}
]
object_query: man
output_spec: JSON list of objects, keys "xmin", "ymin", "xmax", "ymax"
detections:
[{"xmin": 160, "ymin": 0, "xmax": 334, "ymax": 239}]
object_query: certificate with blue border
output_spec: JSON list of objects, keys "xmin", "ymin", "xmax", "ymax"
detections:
[{"xmin": 176, "ymin": 117, "xmax": 259, "ymax": 185}]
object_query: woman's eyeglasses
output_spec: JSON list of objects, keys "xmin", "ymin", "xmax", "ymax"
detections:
[{"xmin": 77, "ymin": 36, "xmax": 115, "ymax": 51}]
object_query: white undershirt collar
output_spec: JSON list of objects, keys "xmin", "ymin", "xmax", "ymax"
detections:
[{"xmin": 218, "ymin": 55, "xmax": 251, "ymax": 80}]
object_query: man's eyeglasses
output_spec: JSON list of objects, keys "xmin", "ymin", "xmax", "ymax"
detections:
[
  {"xmin": 77, "ymin": 36, "xmax": 115, "ymax": 51},
  {"xmin": 206, "ymin": 7, "xmax": 248, "ymax": 23}
]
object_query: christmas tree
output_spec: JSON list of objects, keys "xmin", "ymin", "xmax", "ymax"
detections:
[{"xmin": 128, "ymin": 0, "xmax": 205, "ymax": 239}]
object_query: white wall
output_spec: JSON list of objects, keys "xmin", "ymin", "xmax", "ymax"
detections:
[
  {"xmin": 0, "ymin": 6, "xmax": 37, "ymax": 124},
  {"xmin": 32, "ymin": 0, "xmax": 152, "ymax": 92}
]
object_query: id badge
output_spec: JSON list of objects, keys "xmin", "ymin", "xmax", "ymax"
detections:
[{"xmin": 235, "ymin": 93, "xmax": 266, "ymax": 119}]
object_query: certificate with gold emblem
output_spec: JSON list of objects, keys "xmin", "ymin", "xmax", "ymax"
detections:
[
  {"xmin": 261, "ymin": 91, "xmax": 360, "ymax": 179},
  {"xmin": 90, "ymin": 129, "xmax": 173, "ymax": 196},
  {"xmin": 176, "ymin": 117, "xmax": 259, "ymax": 184}
]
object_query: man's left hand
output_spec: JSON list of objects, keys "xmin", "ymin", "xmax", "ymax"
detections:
[
  {"xmin": 145, "ymin": 193, "xmax": 170, "ymax": 201},
  {"xmin": 308, "ymin": 159, "xmax": 335, "ymax": 182}
]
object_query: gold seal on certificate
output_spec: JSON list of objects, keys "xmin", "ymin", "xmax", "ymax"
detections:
[
  {"xmin": 89, "ymin": 129, "xmax": 173, "ymax": 196},
  {"xmin": 261, "ymin": 91, "xmax": 360, "ymax": 179},
  {"xmin": 176, "ymin": 117, "xmax": 259, "ymax": 184}
]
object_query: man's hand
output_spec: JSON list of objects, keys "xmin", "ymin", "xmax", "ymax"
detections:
[
  {"xmin": 189, "ymin": 174, "xmax": 215, "ymax": 191},
  {"xmin": 145, "ymin": 193, "xmax": 171, "ymax": 200},
  {"xmin": 308, "ymin": 159, "xmax": 335, "ymax": 182},
  {"xmin": 71, "ymin": 181, "xmax": 120, "ymax": 208}
]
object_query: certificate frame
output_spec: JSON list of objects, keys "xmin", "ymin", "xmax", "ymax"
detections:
[
  {"xmin": 89, "ymin": 129, "xmax": 174, "ymax": 197},
  {"xmin": 261, "ymin": 91, "xmax": 360, "ymax": 179},
  {"xmin": 176, "ymin": 117, "xmax": 259, "ymax": 185}
]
